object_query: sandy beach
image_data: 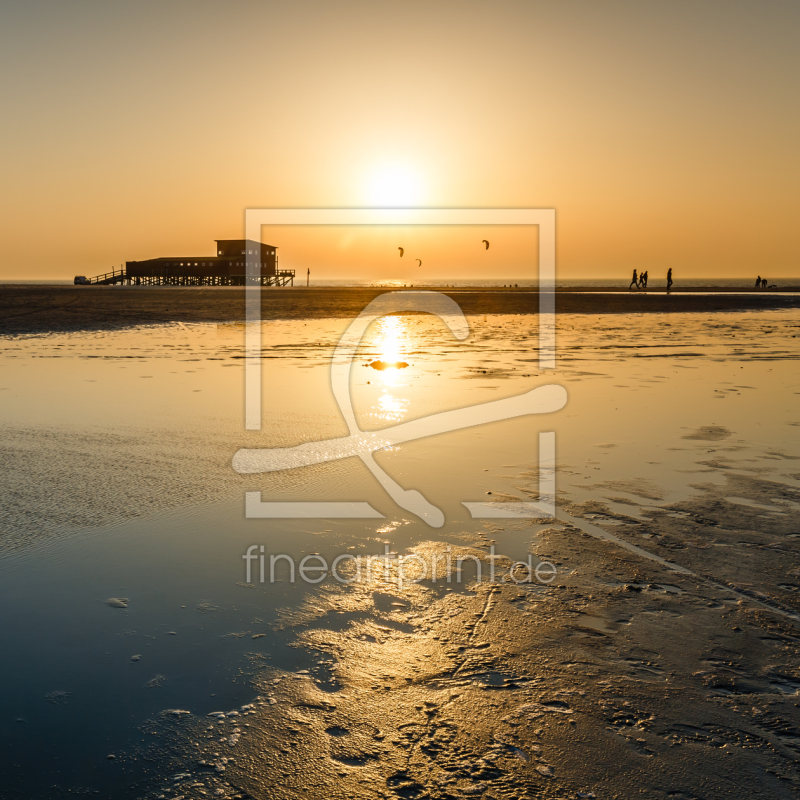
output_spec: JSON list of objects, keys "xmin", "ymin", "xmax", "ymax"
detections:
[
  {"xmin": 2, "ymin": 306, "xmax": 800, "ymax": 798},
  {"xmin": 2, "ymin": 285, "xmax": 800, "ymax": 335}
]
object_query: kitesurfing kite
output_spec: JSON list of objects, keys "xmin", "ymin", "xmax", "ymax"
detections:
[
  {"xmin": 482, "ymin": 240, "xmax": 490, "ymax": 250},
  {"xmin": 398, "ymin": 247, "xmax": 404, "ymax": 257},
  {"xmin": 416, "ymin": 259, "xmax": 422, "ymax": 267}
]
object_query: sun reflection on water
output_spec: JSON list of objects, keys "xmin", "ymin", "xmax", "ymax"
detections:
[
  {"xmin": 369, "ymin": 315, "xmax": 410, "ymax": 420},
  {"xmin": 376, "ymin": 389, "xmax": 406, "ymax": 422},
  {"xmin": 376, "ymin": 317, "xmax": 403, "ymax": 371},
  {"xmin": 376, "ymin": 316, "xmax": 409, "ymax": 379}
]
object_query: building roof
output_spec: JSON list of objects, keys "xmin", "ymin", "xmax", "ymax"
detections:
[{"xmin": 214, "ymin": 238, "xmax": 277, "ymax": 248}]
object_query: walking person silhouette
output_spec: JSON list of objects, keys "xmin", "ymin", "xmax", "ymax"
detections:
[
  {"xmin": 629, "ymin": 269, "xmax": 638, "ymax": 289},
  {"xmin": 666, "ymin": 268, "xmax": 673, "ymax": 292},
  {"xmin": 755, "ymin": 275, "xmax": 761, "ymax": 288}
]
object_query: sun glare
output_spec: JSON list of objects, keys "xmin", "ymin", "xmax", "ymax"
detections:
[
  {"xmin": 377, "ymin": 316, "xmax": 403, "ymax": 364},
  {"xmin": 370, "ymin": 316, "xmax": 409, "ymax": 388},
  {"xmin": 365, "ymin": 163, "xmax": 424, "ymax": 207}
]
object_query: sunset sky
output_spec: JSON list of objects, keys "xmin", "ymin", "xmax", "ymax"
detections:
[{"xmin": 1, "ymin": 0, "xmax": 798, "ymax": 281}]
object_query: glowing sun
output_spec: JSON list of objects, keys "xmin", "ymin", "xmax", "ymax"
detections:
[{"xmin": 364, "ymin": 163, "xmax": 425, "ymax": 207}]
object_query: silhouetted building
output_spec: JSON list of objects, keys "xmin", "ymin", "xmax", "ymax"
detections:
[
  {"xmin": 122, "ymin": 239, "xmax": 292, "ymax": 286},
  {"xmin": 76, "ymin": 239, "xmax": 295, "ymax": 286}
]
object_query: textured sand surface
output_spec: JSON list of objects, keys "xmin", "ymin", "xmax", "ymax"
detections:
[{"xmin": 2, "ymin": 310, "xmax": 800, "ymax": 799}]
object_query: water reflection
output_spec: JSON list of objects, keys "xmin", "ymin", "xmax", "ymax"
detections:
[
  {"xmin": 372, "ymin": 316, "xmax": 408, "ymax": 388},
  {"xmin": 4, "ymin": 310, "xmax": 800, "ymax": 798},
  {"xmin": 377, "ymin": 389, "xmax": 407, "ymax": 422},
  {"xmin": 368, "ymin": 316, "xmax": 411, "ymax": 421}
]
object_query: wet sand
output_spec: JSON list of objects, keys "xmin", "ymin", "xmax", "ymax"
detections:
[
  {"xmin": 2, "ymin": 310, "xmax": 800, "ymax": 798},
  {"xmin": 3, "ymin": 284, "xmax": 800, "ymax": 335},
  {"xmin": 159, "ymin": 490, "xmax": 800, "ymax": 800}
]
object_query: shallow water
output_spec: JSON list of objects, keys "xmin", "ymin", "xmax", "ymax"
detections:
[{"xmin": 1, "ymin": 304, "xmax": 799, "ymax": 796}]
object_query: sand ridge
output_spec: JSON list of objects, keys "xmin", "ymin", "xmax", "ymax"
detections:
[{"xmin": 3, "ymin": 285, "xmax": 800, "ymax": 335}]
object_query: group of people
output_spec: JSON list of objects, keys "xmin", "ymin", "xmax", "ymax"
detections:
[
  {"xmin": 628, "ymin": 272, "xmax": 774, "ymax": 291},
  {"xmin": 629, "ymin": 268, "xmax": 673, "ymax": 290},
  {"xmin": 629, "ymin": 269, "xmax": 649, "ymax": 288}
]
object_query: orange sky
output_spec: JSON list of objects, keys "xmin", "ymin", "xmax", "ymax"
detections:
[{"xmin": 0, "ymin": 0, "xmax": 798, "ymax": 280}]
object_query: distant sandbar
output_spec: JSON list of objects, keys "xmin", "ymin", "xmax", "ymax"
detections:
[{"xmin": 2, "ymin": 285, "xmax": 799, "ymax": 335}]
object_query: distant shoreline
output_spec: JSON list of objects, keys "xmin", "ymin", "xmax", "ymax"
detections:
[{"xmin": 2, "ymin": 285, "xmax": 800, "ymax": 335}]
